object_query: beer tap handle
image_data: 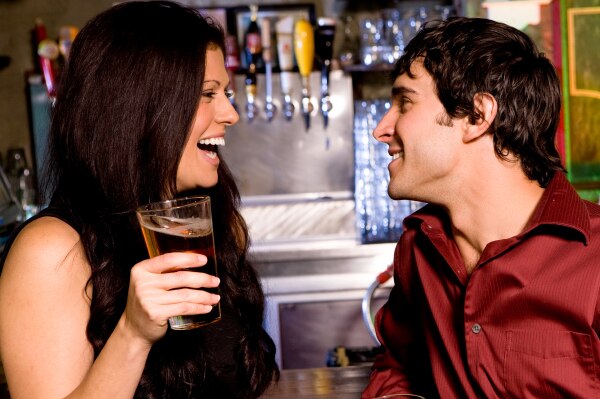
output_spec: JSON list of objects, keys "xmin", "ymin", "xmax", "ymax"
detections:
[
  {"xmin": 261, "ymin": 18, "xmax": 276, "ymax": 122},
  {"xmin": 316, "ymin": 18, "xmax": 336, "ymax": 132},
  {"xmin": 276, "ymin": 16, "xmax": 295, "ymax": 121},
  {"xmin": 294, "ymin": 18, "xmax": 315, "ymax": 131}
]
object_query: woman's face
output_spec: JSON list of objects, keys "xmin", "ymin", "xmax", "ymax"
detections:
[{"xmin": 176, "ymin": 46, "xmax": 239, "ymax": 192}]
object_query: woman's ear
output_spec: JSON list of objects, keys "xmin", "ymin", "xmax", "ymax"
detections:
[{"xmin": 463, "ymin": 92, "xmax": 497, "ymax": 143}]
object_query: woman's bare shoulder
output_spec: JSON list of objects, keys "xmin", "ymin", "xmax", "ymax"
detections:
[
  {"xmin": 0, "ymin": 216, "xmax": 95, "ymax": 397},
  {"xmin": 1, "ymin": 215, "xmax": 90, "ymax": 286},
  {"xmin": 14, "ymin": 215, "xmax": 80, "ymax": 249}
]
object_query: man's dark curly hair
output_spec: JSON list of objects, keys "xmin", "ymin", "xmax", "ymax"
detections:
[{"xmin": 394, "ymin": 17, "xmax": 565, "ymax": 187}]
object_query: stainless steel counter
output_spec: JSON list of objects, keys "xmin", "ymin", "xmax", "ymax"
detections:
[
  {"xmin": 253, "ymin": 239, "xmax": 395, "ymax": 298},
  {"xmin": 237, "ymin": 190, "xmax": 398, "ymax": 369},
  {"xmin": 251, "ymin": 239, "xmax": 396, "ymax": 278},
  {"xmin": 262, "ymin": 365, "xmax": 372, "ymax": 398},
  {"xmin": 251, "ymin": 239, "xmax": 396, "ymax": 369}
]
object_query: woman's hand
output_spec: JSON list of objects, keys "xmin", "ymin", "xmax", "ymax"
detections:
[{"xmin": 122, "ymin": 252, "xmax": 221, "ymax": 344}]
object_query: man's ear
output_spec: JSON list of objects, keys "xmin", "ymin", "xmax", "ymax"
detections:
[{"xmin": 463, "ymin": 92, "xmax": 497, "ymax": 143}]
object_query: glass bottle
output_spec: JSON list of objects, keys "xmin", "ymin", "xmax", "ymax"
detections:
[
  {"xmin": 339, "ymin": 15, "xmax": 359, "ymax": 67},
  {"xmin": 243, "ymin": 4, "xmax": 261, "ymax": 121}
]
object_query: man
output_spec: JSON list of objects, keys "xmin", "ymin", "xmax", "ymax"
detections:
[{"xmin": 362, "ymin": 17, "xmax": 600, "ymax": 399}]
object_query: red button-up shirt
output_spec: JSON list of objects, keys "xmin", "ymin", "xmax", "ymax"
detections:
[{"xmin": 362, "ymin": 173, "xmax": 600, "ymax": 399}]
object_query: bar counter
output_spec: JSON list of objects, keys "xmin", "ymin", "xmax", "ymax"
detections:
[
  {"xmin": 0, "ymin": 366, "xmax": 372, "ymax": 399},
  {"xmin": 262, "ymin": 365, "xmax": 372, "ymax": 398}
]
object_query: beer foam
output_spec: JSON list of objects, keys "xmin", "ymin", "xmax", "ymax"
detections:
[{"xmin": 142, "ymin": 217, "xmax": 212, "ymax": 237}]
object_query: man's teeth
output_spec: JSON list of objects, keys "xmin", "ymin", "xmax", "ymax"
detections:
[
  {"xmin": 392, "ymin": 152, "xmax": 404, "ymax": 160},
  {"xmin": 198, "ymin": 137, "xmax": 225, "ymax": 146}
]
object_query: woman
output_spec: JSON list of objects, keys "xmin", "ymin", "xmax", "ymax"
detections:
[{"xmin": 0, "ymin": 2, "xmax": 279, "ymax": 398}]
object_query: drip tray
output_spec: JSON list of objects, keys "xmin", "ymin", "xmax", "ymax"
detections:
[{"xmin": 240, "ymin": 192, "xmax": 357, "ymax": 245}]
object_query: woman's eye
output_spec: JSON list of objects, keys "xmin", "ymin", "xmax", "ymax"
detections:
[
  {"xmin": 202, "ymin": 91, "xmax": 216, "ymax": 99},
  {"xmin": 225, "ymin": 89, "xmax": 235, "ymax": 99}
]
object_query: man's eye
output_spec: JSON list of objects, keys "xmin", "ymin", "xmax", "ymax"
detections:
[{"xmin": 399, "ymin": 97, "xmax": 411, "ymax": 113}]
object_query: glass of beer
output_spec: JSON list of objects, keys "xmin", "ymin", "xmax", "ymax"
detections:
[{"xmin": 135, "ymin": 196, "xmax": 221, "ymax": 330}]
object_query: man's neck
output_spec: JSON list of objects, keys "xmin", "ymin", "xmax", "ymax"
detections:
[{"xmin": 444, "ymin": 168, "xmax": 545, "ymax": 275}]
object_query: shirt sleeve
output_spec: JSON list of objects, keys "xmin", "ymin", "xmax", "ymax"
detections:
[
  {"xmin": 361, "ymin": 297, "xmax": 414, "ymax": 398},
  {"xmin": 362, "ymin": 233, "xmax": 424, "ymax": 398}
]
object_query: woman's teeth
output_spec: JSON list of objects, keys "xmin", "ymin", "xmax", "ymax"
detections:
[
  {"xmin": 198, "ymin": 137, "xmax": 225, "ymax": 146},
  {"xmin": 197, "ymin": 137, "xmax": 224, "ymax": 159}
]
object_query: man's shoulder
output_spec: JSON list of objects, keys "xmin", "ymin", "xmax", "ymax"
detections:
[
  {"xmin": 584, "ymin": 199, "xmax": 600, "ymax": 233},
  {"xmin": 584, "ymin": 199, "xmax": 600, "ymax": 215}
]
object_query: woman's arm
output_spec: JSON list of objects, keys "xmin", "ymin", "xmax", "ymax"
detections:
[{"xmin": 0, "ymin": 216, "xmax": 220, "ymax": 399}]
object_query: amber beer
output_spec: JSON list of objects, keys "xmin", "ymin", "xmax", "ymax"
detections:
[{"xmin": 136, "ymin": 196, "xmax": 221, "ymax": 330}]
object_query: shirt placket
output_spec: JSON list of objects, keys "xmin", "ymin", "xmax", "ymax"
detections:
[{"xmin": 464, "ymin": 271, "xmax": 482, "ymax": 383}]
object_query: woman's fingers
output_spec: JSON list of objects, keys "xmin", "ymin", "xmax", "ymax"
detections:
[
  {"xmin": 157, "ymin": 269, "xmax": 220, "ymax": 291},
  {"xmin": 138, "ymin": 290, "xmax": 219, "ymax": 324},
  {"xmin": 158, "ymin": 288, "xmax": 220, "ymax": 307},
  {"xmin": 141, "ymin": 252, "xmax": 208, "ymax": 274},
  {"xmin": 124, "ymin": 251, "xmax": 221, "ymax": 342},
  {"xmin": 151, "ymin": 302, "xmax": 216, "ymax": 322},
  {"xmin": 131, "ymin": 252, "xmax": 219, "ymax": 290}
]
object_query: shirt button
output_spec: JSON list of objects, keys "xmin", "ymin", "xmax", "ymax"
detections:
[{"xmin": 471, "ymin": 323, "xmax": 482, "ymax": 334}]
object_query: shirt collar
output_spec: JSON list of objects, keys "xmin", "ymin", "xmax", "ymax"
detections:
[
  {"xmin": 404, "ymin": 172, "xmax": 590, "ymax": 244},
  {"xmin": 520, "ymin": 172, "xmax": 590, "ymax": 244}
]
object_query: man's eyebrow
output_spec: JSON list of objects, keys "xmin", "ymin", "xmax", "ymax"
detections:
[{"xmin": 391, "ymin": 86, "xmax": 417, "ymax": 100}]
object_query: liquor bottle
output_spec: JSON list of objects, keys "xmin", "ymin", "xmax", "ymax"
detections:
[
  {"xmin": 243, "ymin": 5, "xmax": 262, "ymax": 72},
  {"xmin": 243, "ymin": 5, "xmax": 261, "ymax": 121},
  {"xmin": 224, "ymin": 34, "xmax": 240, "ymax": 111}
]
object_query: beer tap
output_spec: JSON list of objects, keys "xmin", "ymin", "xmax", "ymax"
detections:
[
  {"xmin": 243, "ymin": 5, "xmax": 261, "ymax": 122},
  {"xmin": 275, "ymin": 16, "xmax": 295, "ymax": 121},
  {"xmin": 261, "ymin": 18, "xmax": 276, "ymax": 122},
  {"xmin": 293, "ymin": 18, "xmax": 315, "ymax": 131},
  {"xmin": 315, "ymin": 18, "xmax": 336, "ymax": 131}
]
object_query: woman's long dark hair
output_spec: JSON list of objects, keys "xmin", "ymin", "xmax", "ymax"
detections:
[{"xmin": 44, "ymin": 1, "xmax": 278, "ymax": 397}]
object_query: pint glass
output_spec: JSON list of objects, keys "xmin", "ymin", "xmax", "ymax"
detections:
[{"xmin": 136, "ymin": 196, "xmax": 221, "ymax": 330}]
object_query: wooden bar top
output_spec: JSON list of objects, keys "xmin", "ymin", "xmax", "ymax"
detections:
[{"xmin": 262, "ymin": 365, "xmax": 372, "ymax": 398}]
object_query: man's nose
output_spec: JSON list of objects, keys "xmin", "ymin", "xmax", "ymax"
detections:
[{"xmin": 372, "ymin": 110, "xmax": 395, "ymax": 143}]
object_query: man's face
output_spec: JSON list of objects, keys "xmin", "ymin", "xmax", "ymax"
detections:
[{"xmin": 372, "ymin": 60, "xmax": 464, "ymax": 203}]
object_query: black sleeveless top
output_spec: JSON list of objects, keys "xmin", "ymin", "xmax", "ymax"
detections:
[{"xmin": 0, "ymin": 205, "xmax": 248, "ymax": 398}]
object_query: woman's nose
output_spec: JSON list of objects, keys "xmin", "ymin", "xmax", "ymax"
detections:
[{"xmin": 218, "ymin": 96, "xmax": 240, "ymax": 126}]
